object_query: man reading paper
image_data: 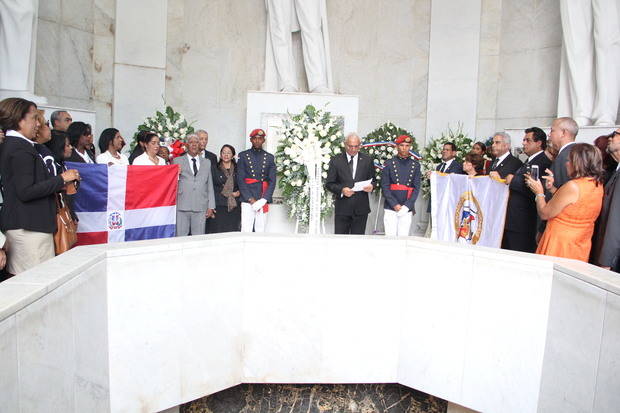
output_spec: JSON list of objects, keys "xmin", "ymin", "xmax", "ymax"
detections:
[{"xmin": 326, "ymin": 133, "xmax": 375, "ymax": 234}]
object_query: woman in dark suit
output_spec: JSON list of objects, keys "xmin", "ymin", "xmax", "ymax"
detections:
[
  {"xmin": 66, "ymin": 121, "xmax": 95, "ymax": 163},
  {"xmin": 0, "ymin": 98, "xmax": 79, "ymax": 274},
  {"xmin": 209, "ymin": 144, "xmax": 241, "ymax": 232}
]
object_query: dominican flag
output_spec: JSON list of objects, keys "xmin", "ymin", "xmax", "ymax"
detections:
[{"xmin": 66, "ymin": 162, "xmax": 179, "ymax": 245}]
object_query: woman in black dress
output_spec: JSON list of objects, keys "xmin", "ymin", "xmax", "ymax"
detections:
[{"xmin": 210, "ymin": 144, "xmax": 241, "ymax": 232}]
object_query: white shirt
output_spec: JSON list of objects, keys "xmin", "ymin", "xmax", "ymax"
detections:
[
  {"xmin": 6, "ymin": 129, "xmax": 33, "ymax": 146},
  {"xmin": 494, "ymin": 151, "xmax": 510, "ymax": 167},
  {"xmin": 346, "ymin": 153, "xmax": 358, "ymax": 178},
  {"xmin": 527, "ymin": 150, "xmax": 544, "ymax": 163},
  {"xmin": 440, "ymin": 158, "xmax": 455, "ymax": 172},
  {"xmin": 75, "ymin": 149, "xmax": 94, "ymax": 164},
  {"xmin": 97, "ymin": 151, "xmax": 129, "ymax": 166},
  {"xmin": 186, "ymin": 153, "xmax": 201, "ymax": 172},
  {"xmin": 132, "ymin": 153, "xmax": 166, "ymax": 165}
]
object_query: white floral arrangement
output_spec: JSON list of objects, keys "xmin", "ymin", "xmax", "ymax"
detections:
[
  {"xmin": 275, "ymin": 105, "xmax": 344, "ymax": 226},
  {"xmin": 421, "ymin": 124, "xmax": 474, "ymax": 198},
  {"xmin": 132, "ymin": 105, "xmax": 194, "ymax": 150},
  {"xmin": 361, "ymin": 122, "xmax": 421, "ymax": 188}
]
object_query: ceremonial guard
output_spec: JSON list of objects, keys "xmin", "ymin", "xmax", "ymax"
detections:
[
  {"xmin": 237, "ymin": 129, "xmax": 276, "ymax": 232},
  {"xmin": 381, "ymin": 135, "xmax": 422, "ymax": 236}
]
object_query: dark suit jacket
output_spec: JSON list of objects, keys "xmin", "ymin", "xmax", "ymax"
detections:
[
  {"xmin": 435, "ymin": 159, "xmax": 464, "ymax": 174},
  {"xmin": 505, "ymin": 152, "xmax": 552, "ymax": 233},
  {"xmin": 0, "ymin": 136, "xmax": 65, "ymax": 233},
  {"xmin": 212, "ymin": 164, "xmax": 239, "ymax": 207},
  {"xmin": 203, "ymin": 150, "xmax": 218, "ymax": 167},
  {"xmin": 550, "ymin": 142, "xmax": 575, "ymax": 189},
  {"xmin": 325, "ymin": 152, "xmax": 376, "ymax": 216},
  {"xmin": 66, "ymin": 148, "xmax": 95, "ymax": 163},
  {"xmin": 592, "ymin": 169, "xmax": 620, "ymax": 269},
  {"xmin": 490, "ymin": 153, "xmax": 522, "ymax": 179}
]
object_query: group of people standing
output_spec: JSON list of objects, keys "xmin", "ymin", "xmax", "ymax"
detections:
[{"xmin": 0, "ymin": 95, "xmax": 618, "ymax": 278}]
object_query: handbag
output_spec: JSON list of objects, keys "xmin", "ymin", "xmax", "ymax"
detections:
[{"xmin": 54, "ymin": 193, "xmax": 77, "ymax": 254}]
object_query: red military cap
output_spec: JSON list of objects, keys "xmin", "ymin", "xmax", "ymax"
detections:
[
  {"xmin": 395, "ymin": 135, "xmax": 412, "ymax": 144},
  {"xmin": 250, "ymin": 128, "xmax": 266, "ymax": 138}
]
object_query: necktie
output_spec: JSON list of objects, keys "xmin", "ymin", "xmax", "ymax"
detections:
[
  {"xmin": 192, "ymin": 158, "xmax": 198, "ymax": 176},
  {"xmin": 439, "ymin": 162, "xmax": 446, "ymax": 172},
  {"xmin": 348, "ymin": 156, "xmax": 354, "ymax": 177},
  {"xmin": 490, "ymin": 158, "xmax": 498, "ymax": 170}
]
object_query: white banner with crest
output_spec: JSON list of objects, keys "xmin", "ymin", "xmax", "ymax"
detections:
[{"xmin": 430, "ymin": 173, "xmax": 509, "ymax": 248}]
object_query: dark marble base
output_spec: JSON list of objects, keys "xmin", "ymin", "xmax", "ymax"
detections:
[{"xmin": 181, "ymin": 383, "xmax": 447, "ymax": 413}]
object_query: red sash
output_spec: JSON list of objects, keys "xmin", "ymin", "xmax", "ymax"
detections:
[
  {"xmin": 244, "ymin": 178, "xmax": 269, "ymax": 212},
  {"xmin": 389, "ymin": 184, "xmax": 414, "ymax": 200}
]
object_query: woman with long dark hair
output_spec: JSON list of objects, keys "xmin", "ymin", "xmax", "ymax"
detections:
[
  {"xmin": 0, "ymin": 98, "xmax": 79, "ymax": 274},
  {"xmin": 209, "ymin": 144, "xmax": 241, "ymax": 232},
  {"xmin": 526, "ymin": 143, "xmax": 605, "ymax": 262},
  {"xmin": 96, "ymin": 128, "xmax": 128, "ymax": 165},
  {"xmin": 66, "ymin": 121, "xmax": 95, "ymax": 163}
]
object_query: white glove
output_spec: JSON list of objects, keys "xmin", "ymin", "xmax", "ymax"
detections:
[
  {"xmin": 252, "ymin": 198, "xmax": 267, "ymax": 211},
  {"xmin": 397, "ymin": 205, "xmax": 410, "ymax": 217}
]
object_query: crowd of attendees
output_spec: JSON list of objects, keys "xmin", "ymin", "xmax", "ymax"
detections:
[{"xmin": 0, "ymin": 96, "xmax": 619, "ymax": 279}]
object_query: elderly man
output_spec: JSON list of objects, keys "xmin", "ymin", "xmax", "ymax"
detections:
[
  {"xmin": 546, "ymin": 117, "xmax": 579, "ymax": 193},
  {"xmin": 381, "ymin": 135, "xmax": 421, "ymax": 237},
  {"xmin": 488, "ymin": 132, "xmax": 522, "ymax": 180},
  {"xmin": 502, "ymin": 127, "xmax": 552, "ymax": 252},
  {"xmin": 325, "ymin": 132, "xmax": 375, "ymax": 234},
  {"xmin": 172, "ymin": 134, "xmax": 215, "ymax": 236},
  {"xmin": 50, "ymin": 110, "xmax": 72, "ymax": 132},
  {"xmin": 592, "ymin": 128, "xmax": 620, "ymax": 272},
  {"xmin": 237, "ymin": 129, "xmax": 276, "ymax": 232},
  {"xmin": 196, "ymin": 129, "xmax": 218, "ymax": 167}
]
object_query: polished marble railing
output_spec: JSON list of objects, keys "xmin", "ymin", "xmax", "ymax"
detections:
[{"xmin": 0, "ymin": 233, "xmax": 618, "ymax": 413}]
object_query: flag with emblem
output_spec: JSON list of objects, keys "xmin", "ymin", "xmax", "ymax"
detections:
[
  {"xmin": 430, "ymin": 173, "xmax": 509, "ymax": 247},
  {"xmin": 65, "ymin": 162, "xmax": 179, "ymax": 245}
]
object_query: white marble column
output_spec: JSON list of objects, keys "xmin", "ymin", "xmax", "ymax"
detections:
[
  {"xmin": 425, "ymin": 0, "xmax": 482, "ymax": 139},
  {"xmin": 112, "ymin": 0, "xmax": 168, "ymax": 140}
]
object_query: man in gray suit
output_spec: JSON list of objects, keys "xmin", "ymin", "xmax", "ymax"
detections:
[
  {"xmin": 172, "ymin": 134, "xmax": 215, "ymax": 236},
  {"xmin": 592, "ymin": 128, "xmax": 620, "ymax": 272}
]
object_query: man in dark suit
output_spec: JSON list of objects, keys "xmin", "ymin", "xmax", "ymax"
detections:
[
  {"xmin": 326, "ymin": 132, "xmax": 375, "ymax": 234},
  {"xmin": 172, "ymin": 134, "xmax": 215, "ymax": 236},
  {"xmin": 502, "ymin": 127, "xmax": 552, "ymax": 252},
  {"xmin": 546, "ymin": 117, "xmax": 578, "ymax": 192},
  {"xmin": 197, "ymin": 129, "xmax": 218, "ymax": 166},
  {"xmin": 488, "ymin": 132, "xmax": 522, "ymax": 179},
  {"xmin": 592, "ymin": 128, "xmax": 620, "ymax": 272},
  {"xmin": 436, "ymin": 142, "xmax": 464, "ymax": 174}
]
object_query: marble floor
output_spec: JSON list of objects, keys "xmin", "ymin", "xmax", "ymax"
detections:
[{"xmin": 181, "ymin": 383, "xmax": 447, "ymax": 413}]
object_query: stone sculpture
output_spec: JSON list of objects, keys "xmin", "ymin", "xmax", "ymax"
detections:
[
  {"xmin": 263, "ymin": 0, "xmax": 333, "ymax": 94},
  {"xmin": 558, "ymin": 0, "xmax": 620, "ymax": 126}
]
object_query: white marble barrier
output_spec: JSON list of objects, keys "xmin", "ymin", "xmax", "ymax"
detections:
[{"xmin": 1, "ymin": 234, "xmax": 619, "ymax": 413}]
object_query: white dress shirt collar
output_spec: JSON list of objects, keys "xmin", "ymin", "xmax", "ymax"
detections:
[
  {"xmin": 558, "ymin": 141, "xmax": 576, "ymax": 155},
  {"xmin": 527, "ymin": 150, "xmax": 543, "ymax": 163},
  {"xmin": 6, "ymin": 130, "xmax": 34, "ymax": 146},
  {"xmin": 496, "ymin": 151, "xmax": 510, "ymax": 165},
  {"xmin": 187, "ymin": 153, "xmax": 200, "ymax": 171}
]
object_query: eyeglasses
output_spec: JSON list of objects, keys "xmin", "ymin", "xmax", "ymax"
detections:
[
  {"xmin": 609, "ymin": 131, "xmax": 620, "ymax": 138},
  {"xmin": 345, "ymin": 144, "xmax": 361, "ymax": 148}
]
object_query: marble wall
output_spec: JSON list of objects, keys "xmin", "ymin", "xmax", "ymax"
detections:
[
  {"xmin": 35, "ymin": 0, "xmax": 115, "ymax": 137},
  {"xmin": 476, "ymin": 0, "xmax": 563, "ymax": 140}
]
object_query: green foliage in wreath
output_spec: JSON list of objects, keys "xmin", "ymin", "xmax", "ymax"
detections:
[{"xmin": 130, "ymin": 106, "xmax": 194, "ymax": 150}]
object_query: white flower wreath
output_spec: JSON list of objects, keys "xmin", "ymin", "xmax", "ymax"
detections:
[{"xmin": 275, "ymin": 105, "xmax": 344, "ymax": 226}]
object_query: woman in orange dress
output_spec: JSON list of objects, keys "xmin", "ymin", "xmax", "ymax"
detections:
[{"xmin": 525, "ymin": 143, "xmax": 605, "ymax": 262}]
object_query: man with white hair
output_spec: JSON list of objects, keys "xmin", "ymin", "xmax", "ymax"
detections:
[
  {"xmin": 325, "ymin": 132, "xmax": 375, "ymax": 234},
  {"xmin": 172, "ymin": 134, "xmax": 215, "ymax": 236},
  {"xmin": 546, "ymin": 117, "xmax": 579, "ymax": 193},
  {"xmin": 196, "ymin": 129, "xmax": 218, "ymax": 167},
  {"xmin": 488, "ymin": 132, "xmax": 522, "ymax": 180}
]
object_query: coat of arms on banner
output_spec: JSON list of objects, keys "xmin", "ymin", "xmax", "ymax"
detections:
[{"xmin": 454, "ymin": 191, "xmax": 483, "ymax": 244}]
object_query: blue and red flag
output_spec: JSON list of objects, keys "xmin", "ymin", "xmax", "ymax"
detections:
[{"xmin": 65, "ymin": 162, "xmax": 179, "ymax": 245}]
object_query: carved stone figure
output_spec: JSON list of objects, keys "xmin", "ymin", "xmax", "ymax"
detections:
[
  {"xmin": 558, "ymin": 0, "xmax": 620, "ymax": 126},
  {"xmin": 263, "ymin": 0, "xmax": 333, "ymax": 94},
  {"xmin": 0, "ymin": 0, "xmax": 45, "ymax": 103}
]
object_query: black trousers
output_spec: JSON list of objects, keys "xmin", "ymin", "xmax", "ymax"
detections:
[
  {"xmin": 335, "ymin": 214, "xmax": 368, "ymax": 235},
  {"xmin": 209, "ymin": 206, "xmax": 241, "ymax": 233},
  {"xmin": 501, "ymin": 229, "xmax": 536, "ymax": 253}
]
